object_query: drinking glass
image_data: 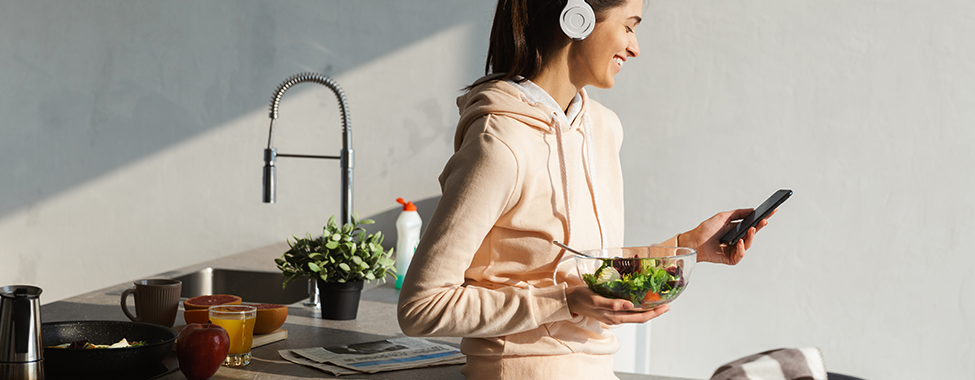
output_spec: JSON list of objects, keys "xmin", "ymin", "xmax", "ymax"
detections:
[{"xmin": 209, "ymin": 305, "xmax": 257, "ymax": 367}]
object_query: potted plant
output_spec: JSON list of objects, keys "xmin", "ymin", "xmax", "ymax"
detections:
[{"xmin": 275, "ymin": 213, "xmax": 395, "ymax": 320}]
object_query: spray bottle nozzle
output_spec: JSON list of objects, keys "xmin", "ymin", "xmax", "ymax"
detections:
[{"xmin": 396, "ymin": 197, "xmax": 417, "ymax": 211}]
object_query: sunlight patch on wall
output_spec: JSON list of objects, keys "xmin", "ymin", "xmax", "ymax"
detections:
[{"xmin": 0, "ymin": 21, "xmax": 481, "ymax": 304}]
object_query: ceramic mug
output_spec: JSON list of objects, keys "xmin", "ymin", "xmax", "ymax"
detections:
[{"xmin": 120, "ymin": 279, "xmax": 182, "ymax": 327}]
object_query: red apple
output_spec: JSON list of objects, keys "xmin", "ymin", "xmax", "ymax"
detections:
[{"xmin": 177, "ymin": 322, "xmax": 230, "ymax": 380}]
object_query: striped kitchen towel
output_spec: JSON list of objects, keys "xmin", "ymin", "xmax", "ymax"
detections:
[{"xmin": 710, "ymin": 347, "xmax": 828, "ymax": 380}]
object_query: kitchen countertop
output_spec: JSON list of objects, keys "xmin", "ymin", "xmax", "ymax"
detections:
[{"xmin": 40, "ymin": 243, "xmax": 696, "ymax": 380}]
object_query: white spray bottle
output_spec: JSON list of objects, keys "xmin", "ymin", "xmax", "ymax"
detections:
[{"xmin": 395, "ymin": 198, "xmax": 422, "ymax": 289}]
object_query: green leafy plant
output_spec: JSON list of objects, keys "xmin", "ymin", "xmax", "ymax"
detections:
[{"xmin": 275, "ymin": 213, "xmax": 396, "ymax": 287}]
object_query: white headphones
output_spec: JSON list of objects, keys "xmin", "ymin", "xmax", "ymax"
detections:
[{"xmin": 560, "ymin": 0, "xmax": 595, "ymax": 40}]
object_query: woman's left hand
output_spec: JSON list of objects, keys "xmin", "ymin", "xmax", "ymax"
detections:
[{"xmin": 679, "ymin": 208, "xmax": 775, "ymax": 265}]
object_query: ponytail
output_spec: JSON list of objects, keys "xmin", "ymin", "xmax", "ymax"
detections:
[{"xmin": 485, "ymin": 0, "xmax": 564, "ymax": 84}]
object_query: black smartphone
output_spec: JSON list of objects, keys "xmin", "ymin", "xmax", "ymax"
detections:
[{"xmin": 719, "ymin": 189, "xmax": 792, "ymax": 245}]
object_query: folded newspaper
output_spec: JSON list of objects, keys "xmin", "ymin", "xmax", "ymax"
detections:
[{"xmin": 279, "ymin": 337, "xmax": 466, "ymax": 375}]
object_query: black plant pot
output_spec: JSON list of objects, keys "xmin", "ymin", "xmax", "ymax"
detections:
[{"xmin": 316, "ymin": 279, "xmax": 364, "ymax": 320}]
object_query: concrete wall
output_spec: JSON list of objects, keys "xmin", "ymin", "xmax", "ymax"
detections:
[{"xmin": 1, "ymin": 1, "xmax": 971, "ymax": 379}]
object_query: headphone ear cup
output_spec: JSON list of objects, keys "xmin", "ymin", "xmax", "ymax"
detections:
[{"xmin": 560, "ymin": 0, "xmax": 595, "ymax": 40}]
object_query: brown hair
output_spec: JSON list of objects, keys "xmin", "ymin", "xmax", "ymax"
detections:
[{"xmin": 482, "ymin": 0, "xmax": 631, "ymax": 84}]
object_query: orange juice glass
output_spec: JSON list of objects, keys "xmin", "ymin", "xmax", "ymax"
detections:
[{"xmin": 209, "ymin": 305, "xmax": 257, "ymax": 367}]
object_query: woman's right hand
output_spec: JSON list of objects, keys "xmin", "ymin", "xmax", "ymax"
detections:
[{"xmin": 565, "ymin": 285, "xmax": 670, "ymax": 325}]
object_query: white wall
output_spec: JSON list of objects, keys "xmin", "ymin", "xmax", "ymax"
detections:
[
  {"xmin": 1, "ymin": 1, "xmax": 971, "ymax": 379},
  {"xmin": 0, "ymin": 0, "xmax": 488, "ymax": 301},
  {"xmin": 601, "ymin": 1, "xmax": 975, "ymax": 379}
]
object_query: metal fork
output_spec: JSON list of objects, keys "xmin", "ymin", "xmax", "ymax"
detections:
[
  {"xmin": 553, "ymin": 241, "xmax": 598, "ymax": 259},
  {"xmin": 612, "ymin": 259, "xmax": 639, "ymax": 275}
]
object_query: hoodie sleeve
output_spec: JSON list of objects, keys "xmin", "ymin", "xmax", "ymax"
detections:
[{"xmin": 397, "ymin": 115, "xmax": 573, "ymax": 338}]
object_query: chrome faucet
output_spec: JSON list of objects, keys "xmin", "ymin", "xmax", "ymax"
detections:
[
  {"xmin": 262, "ymin": 72, "xmax": 353, "ymax": 226},
  {"xmin": 262, "ymin": 73, "xmax": 353, "ymax": 308}
]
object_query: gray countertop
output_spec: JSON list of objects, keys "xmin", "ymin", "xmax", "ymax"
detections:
[{"xmin": 40, "ymin": 243, "xmax": 695, "ymax": 380}]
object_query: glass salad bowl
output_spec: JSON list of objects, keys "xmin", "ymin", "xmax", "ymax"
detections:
[{"xmin": 574, "ymin": 246, "xmax": 696, "ymax": 311}]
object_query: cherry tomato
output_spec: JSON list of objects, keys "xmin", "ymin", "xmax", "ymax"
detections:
[{"xmin": 642, "ymin": 291, "xmax": 661, "ymax": 304}]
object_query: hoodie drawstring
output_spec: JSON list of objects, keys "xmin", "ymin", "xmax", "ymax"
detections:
[
  {"xmin": 553, "ymin": 115, "xmax": 574, "ymax": 247},
  {"xmin": 582, "ymin": 113, "xmax": 606, "ymax": 249},
  {"xmin": 552, "ymin": 111, "xmax": 606, "ymax": 283}
]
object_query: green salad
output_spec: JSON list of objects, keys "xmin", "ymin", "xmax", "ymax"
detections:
[{"xmin": 581, "ymin": 258, "xmax": 687, "ymax": 309}]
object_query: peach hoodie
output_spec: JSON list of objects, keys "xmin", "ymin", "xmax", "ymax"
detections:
[{"xmin": 398, "ymin": 77, "xmax": 674, "ymax": 379}]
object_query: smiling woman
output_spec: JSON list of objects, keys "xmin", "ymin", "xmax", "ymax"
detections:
[{"xmin": 396, "ymin": 0, "xmax": 772, "ymax": 379}]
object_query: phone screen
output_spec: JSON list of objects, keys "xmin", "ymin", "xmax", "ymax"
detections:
[{"xmin": 719, "ymin": 189, "xmax": 792, "ymax": 245}]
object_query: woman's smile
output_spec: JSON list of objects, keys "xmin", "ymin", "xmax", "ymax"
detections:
[{"xmin": 569, "ymin": 0, "xmax": 642, "ymax": 89}]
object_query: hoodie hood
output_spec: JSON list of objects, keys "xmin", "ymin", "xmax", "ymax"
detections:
[
  {"xmin": 454, "ymin": 75, "xmax": 608, "ymax": 256},
  {"xmin": 454, "ymin": 75, "xmax": 590, "ymax": 152}
]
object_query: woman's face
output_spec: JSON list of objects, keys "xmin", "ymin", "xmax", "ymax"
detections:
[{"xmin": 568, "ymin": 0, "xmax": 642, "ymax": 89}]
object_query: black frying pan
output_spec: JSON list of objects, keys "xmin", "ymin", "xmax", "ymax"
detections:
[{"xmin": 41, "ymin": 320, "xmax": 177, "ymax": 379}]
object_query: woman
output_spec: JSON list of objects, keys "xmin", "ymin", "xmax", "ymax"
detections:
[{"xmin": 397, "ymin": 0, "xmax": 770, "ymax": 379}]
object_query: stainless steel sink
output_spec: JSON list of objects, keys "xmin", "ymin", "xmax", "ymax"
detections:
[{"xmin": 172, "ymin": 268, "xmax": 309, "ymax": 305}]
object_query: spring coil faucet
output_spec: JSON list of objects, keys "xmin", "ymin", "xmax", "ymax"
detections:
[{"xmin": 262, "ymin": 72, "xmax": 354, "ymax": 225}]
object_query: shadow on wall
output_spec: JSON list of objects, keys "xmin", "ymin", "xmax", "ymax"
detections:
[
  {"xmin": 0, "ymin": 1, "xmax": 489, "ymax": 219},
  {"xmin": 366, "ymin": 196, "xmax": 441, "ymax": 250}
]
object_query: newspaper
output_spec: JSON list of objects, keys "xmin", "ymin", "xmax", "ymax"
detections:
[{"xmin": 279, "ymin": 337, "xmax": 465, "ymax": 375}]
